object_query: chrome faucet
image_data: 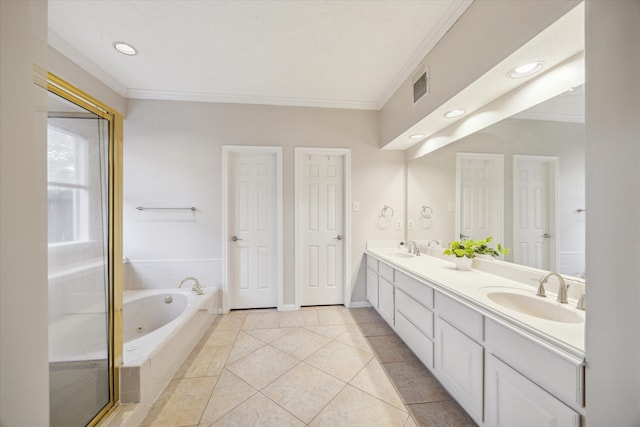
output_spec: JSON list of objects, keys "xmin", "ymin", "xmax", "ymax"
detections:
[
  {"xmin": 178, "ymin": 276, "xmax": 204, "ymax": 295},
  {"xmin": 537, "ymin": 272, "xmax": 569, "ymax": 304},
  {"xmin": 406, "ymin": 240, "xmax": 420, "ymax": 256},
  {"xmin": 427, "ymin": 240, "xmax": 440, "ymax": 248}
]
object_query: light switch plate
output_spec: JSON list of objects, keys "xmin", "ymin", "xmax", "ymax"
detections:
[
  {"xmin": 396, "ymin": 220, "xmax": 402, "ymax": 230},
  {"xmin": 408, "ymin": 220, "xmax": 414, "ymax": 230},
  {"xmin": 353, "ymin": 201, "xmax": 360, "ymax": 212}
]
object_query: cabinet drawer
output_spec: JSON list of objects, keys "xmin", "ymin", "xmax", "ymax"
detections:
[
  {"xmin": 395, "ymin": 311, "xmax": 434, "ymax": 368},
  {"xmin": 396, "ymin": 271, "xmax": 434, "ymax": 309},
  {"xmin": 485, "ymin": 319, "xmax": 585, "ymax": 408},
  {"xmin": 379, "ymin": 261, "xmax": 394, "ymax": 283},
  {"xmin": 396, "ymin": 289, "xmax": 433, "ymax": 338},
  {"xmin": 435, "ymin": 291, "xmax": 483, "ymax": 343},
  {"xmin": 366, "ymin": 254, "xmax": 378, "ymax": 271}
]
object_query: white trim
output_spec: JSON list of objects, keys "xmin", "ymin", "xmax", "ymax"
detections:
[
  {"xmin": 127, "ymin": 89, "xmax": 379, "ymax": 111},
  {"xmin": 277, "ymin": 304, "xmax": 299, "ymax": 312},
  {"xmin": 376, "ymin": 0, "xmax": 473, "ymax": 108},
  {"xmin": 222, "ymin": 145, "xmax": 284, "ymax": 312},
  {"xmin": 513, "ymin": 155, "xmax": 559, "ymax": 271},
  {"xmin": 48, "ymin": 30, "xmax": 128, "ymax": 97},
  {"xmin": 455, "ymin": 152, "xmax": 504, "ymax": 244},
  {"xmin": 294, "ymin": 147, "xmax": 351, "ymax": 308},
  {"xmin": 348, "ymin": 301, "xmax": 373, "ymax": 309}
]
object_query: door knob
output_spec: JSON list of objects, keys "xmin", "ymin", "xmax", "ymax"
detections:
[
  {"xmin": 231, "ymin": 235, "xmax": 243, "ymax": 242},
  {"xmin": 543, "ymin": 233, "xmax": 551, "ymax": 239},
  {"xmin": 333, "ymin": 235, "xmax": 343, "ymax": 241}
]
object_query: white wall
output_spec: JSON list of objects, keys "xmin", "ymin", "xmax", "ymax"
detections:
[
  {"xmin": 0, "ymin": 1, "xmax": 49, "ymax": 426},
  {"xmin": 123, "ymin": 99, "xmax": 406, "ymax": 305},
  {"xmin": 585, "ymin": 1, "xmax": 640, "ymax": 425}
]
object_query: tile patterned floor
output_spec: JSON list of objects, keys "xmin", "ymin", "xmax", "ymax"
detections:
[{"xmin": 141, "ymin": 306, "xmax": 475, "ymax": 427}]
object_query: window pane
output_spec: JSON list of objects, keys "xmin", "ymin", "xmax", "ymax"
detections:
[{"xmin": 47, "ymin": 127, "xmax": 81, "ymax": 184}]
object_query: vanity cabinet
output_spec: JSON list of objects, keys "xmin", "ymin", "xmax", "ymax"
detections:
[
  {"xmin": 485, "ymin": 355, "xmax": 580, "ymax": 427},
  {"xmin": 394, "ymin": 271, "xmax": 435, "ymax": 368},
  {"xmin": 434, "ymin": 292, "xmax": 484, "ymax": 422},
  {"xmin": 365, "ymin": 256, "xmax": 378, "ymax": 308},
  {"xmin": 365, "ymin": 251, "xmax": 584, "ymax": 427},
  {"xmin": 366, "ymin": 256, "xmax": 394, "ymax": 325},
  {"xmin": 378, "ymin": 276, "xmax": 394, "ymax": 325}
]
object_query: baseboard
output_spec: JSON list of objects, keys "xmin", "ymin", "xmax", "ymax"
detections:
[
  {"xmin": 278, "ymin": 304, "xmax": 299, "ymax": 312},
  {"xmin": 348, "ymin": 301, "xmax": 372, "ymax": 308}
]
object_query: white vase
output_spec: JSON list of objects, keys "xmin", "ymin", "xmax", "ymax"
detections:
[{"xmin": 455, "ymin": 256, "xmax": 473, "ymax": 270}]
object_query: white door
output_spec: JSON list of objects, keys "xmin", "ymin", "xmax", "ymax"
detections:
[
  {"xmin": 227, "ymin": 149, "xmax": 280, "ymax": 309},
  {"xmin": 297, "ymin": 151, "xmax": 346, "ymax": 306},
  {"xmin": 513, "ymin": 156, "xmax": 557, "ymax": 270},
  {"xmin": 456, "ymin": 153, "xmax": 503, "ymax": 242}
]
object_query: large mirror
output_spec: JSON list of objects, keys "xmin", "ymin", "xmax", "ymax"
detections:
[{"xmin": 407, "ymin": 85, "xmax": 585, "ymax": 280}]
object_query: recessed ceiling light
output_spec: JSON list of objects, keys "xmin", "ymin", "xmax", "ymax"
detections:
[
  {"xmin": 444, "ymin": 109, "xmax": 466, "ymax": 118},
  {"xmin": 508, "ymin": 62, "xmax": 543, "ymax": 79},
  {"xmin": 113, "ymin": 41, "xmax": 137, "ymax": 56},
  {"xmin": 409, "ymin": 133, "xmax": 426, "ymax": 140}
]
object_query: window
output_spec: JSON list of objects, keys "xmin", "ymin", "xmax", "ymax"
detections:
[{"xmin": 47, "ymin": 125, "xmax": 89, "ymax": 244}]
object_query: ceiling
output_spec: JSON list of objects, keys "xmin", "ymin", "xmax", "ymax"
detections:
[{"xmin": 48, "ymin": 0, "xmax": 472, "ymax": 110}]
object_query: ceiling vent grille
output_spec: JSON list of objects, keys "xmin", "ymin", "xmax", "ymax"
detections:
[{"xmin": 413, "ymin": 67, "xmax": 429, "ymax": 104}]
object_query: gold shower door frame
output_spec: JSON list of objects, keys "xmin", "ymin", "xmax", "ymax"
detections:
[{"xmin": 47, "ymin": 73, "xmax": 123, "ymax": 426}]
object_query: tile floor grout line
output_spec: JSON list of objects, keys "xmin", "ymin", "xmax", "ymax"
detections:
[{"xmin": 349, "ymin": 309, "xmax": 421, "ymax": 427}]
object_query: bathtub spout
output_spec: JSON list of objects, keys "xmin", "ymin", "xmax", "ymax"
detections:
[{"xmin": 178, "ymin": 277, "xmax": 204, "ymax": 295}]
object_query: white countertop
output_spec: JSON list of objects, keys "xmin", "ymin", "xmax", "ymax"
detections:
[{"xmin": 366, "ymin": 247, "xmax": 585, "ymax": 358}]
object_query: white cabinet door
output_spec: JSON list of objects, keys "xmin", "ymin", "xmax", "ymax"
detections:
[
  {"xmin": 366, "ymin": 267, "xmax": 378, "ymax": 308},
  {"xmin": 435, "ymin": 317, "xmax": 484, "ymax": 422},
  {"xmin": 378, "ymin": 276, "xmax": 394, "ymax": 326},
  {"xmin": 486, "ymin": 355, "xmax": 580, "ymax": 427}
]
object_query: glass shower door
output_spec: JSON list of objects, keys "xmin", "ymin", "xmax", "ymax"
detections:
[{"xmin": 47, "ymin": 90, "xmax": 111, "ymax": 427}]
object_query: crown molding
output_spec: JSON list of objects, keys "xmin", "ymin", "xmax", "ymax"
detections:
[
  {"xmin": 127, "ymin": 89, "xmax": 380, "ymax": 110},
  {"xmin": 376, "ymin": 0, "xmax": 473, "ymax": 109},
  {"xmin": 48, "ymin": 30, "xmax": 128, "ymax": 97},
  {"xmin": 513, "ymin": 111, "xmax": 585, "ymax": 123}
]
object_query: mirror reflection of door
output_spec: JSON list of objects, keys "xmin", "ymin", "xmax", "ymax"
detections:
[
  {"xmin": 456, "ymin": 153, "xmax": 504, "ymax": 244},
  {"xmin": 513, "ymin": 155, "xmax": 558, "ymax": 271}
]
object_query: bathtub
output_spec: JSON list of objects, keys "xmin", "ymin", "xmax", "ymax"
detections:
[{"xmin": 112, "ymin": 287, "xmax": 219, "ymax": 427}]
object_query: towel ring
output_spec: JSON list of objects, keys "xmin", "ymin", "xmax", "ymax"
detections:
[
  {"xmin": 381, "ymin": 205, "xmax": 394, "ymax": 218},
  {"xmin": 421, "ymin": 205, "xmax": 433, "ymax": 219}
]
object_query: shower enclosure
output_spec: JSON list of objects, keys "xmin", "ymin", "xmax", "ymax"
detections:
[{"xmin": 47, "ymin": 75, "xmax": 122, "ymax": 427}]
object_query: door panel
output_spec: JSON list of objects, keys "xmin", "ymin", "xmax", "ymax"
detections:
[
  {"xmin": 229, "ymin": 151, "xmax": 278, "ymax": 309},
  {"xmin": 457, "ymin": 154, "xmax": 503, "ymax": 243},
  {"xmin": 298, "ymin": 153, "xmax": 345, "ymax": 306},
  {"xmin": 514, "ymin": 156, "xmax": 556, "ymax": 270}
]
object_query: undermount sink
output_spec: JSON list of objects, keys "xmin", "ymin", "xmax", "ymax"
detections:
[
  {"xmin": 390, "ymin": 252, "xmax": 415, "ymax": 259},
  {"xmin": 485, "ymin": 290, "xmax": 584, "ymax": 324},
  {"xmin": 379, "ymin": 249, "xmax": 415, "ymax": 259}
]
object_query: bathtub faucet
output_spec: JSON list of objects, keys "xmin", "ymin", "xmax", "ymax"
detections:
[{"xmin": 178, "ymin": 277, "xmax": 204, "ymax": 295}]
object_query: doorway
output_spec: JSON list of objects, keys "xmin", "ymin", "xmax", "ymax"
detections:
[
  {"xmin": 222, "ymin": 146, "xmax": 283, "ymax": 311},
  {"xmin": 513, "ymin": 155, "xmax": 558, "ymax": 270},
  {"xmin": 295, "ymin": 148, "xmax": 351, "ymax": 307}
]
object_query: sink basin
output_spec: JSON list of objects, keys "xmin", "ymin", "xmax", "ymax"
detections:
[
  {"xmin": 485, "ymin": 291, "xmax": 584, "ymax": 324},
  {"xmin": 390, "ymin": 252, "xmax": 415, "ymax": 259},
  {"xmin": 378, "ymin": 249, "xmax": 415, "ymax": 259}
]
